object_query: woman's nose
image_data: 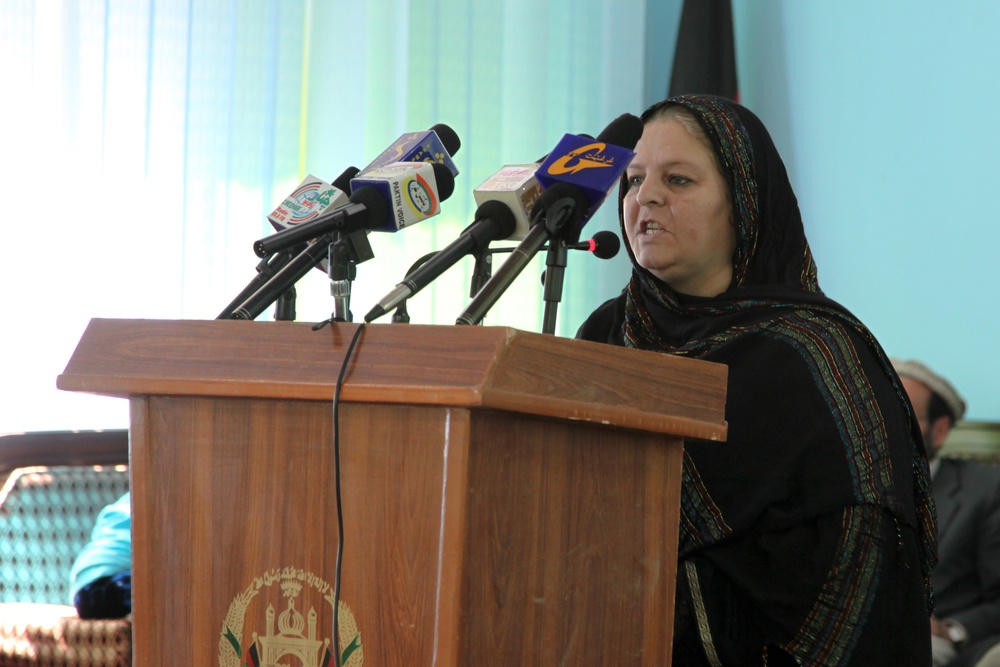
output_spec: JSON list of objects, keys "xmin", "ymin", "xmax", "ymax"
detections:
[{"xmin": 636, "ymin": 178, "xmax": 663, "ymax": 207}]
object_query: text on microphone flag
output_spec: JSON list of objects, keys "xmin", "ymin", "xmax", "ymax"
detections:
[
  {"xmin": 351, "ymin": 162, "xmax": 441, "ymax": 232},
  {"xmin": 537, "ymin": 135, "xmax": 634, "ymax": 189},
  {"xmin": 267, "ymin": 175, "xmax": 349, "ymax": 230},
  {"xmin": 534, "ymin": 134, "xmax": 634, "ymax": 222},
  {"xmin": 471, "ymin": 164, "xmax": 543, "ymax": 241}
]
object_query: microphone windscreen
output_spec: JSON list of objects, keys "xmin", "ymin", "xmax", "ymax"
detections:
[
  {"xmin": 529, "ymin": 181, "xmax": 589, "ymax": 223},
  {"xmin": 430, "ymin": 162, "xmax": 456, "ymax": 202},
  {"xmin": 589, "ymin": 230, "xmax": 621, "ymax": 259},
  {"xmin": 350, "ymin": 161, "xmax": 449, "ymax": 233},
  {"xmin": 332, "ymin": 165, "xmax": 361, "ymax": 194},
  {"xmin": 472, "ymin": 199, "xmax": 517, "ymax": 240},
  {"xmin": 430, "ymin": 123, "xmax": 461, "ymax": 157},
  {"xmin": 595, "ymin": 113, "xmax": 644, "ymax": 150},
  {"xmin": 348, "ymin": 185, "xmax": 390, "ymax": 229}
]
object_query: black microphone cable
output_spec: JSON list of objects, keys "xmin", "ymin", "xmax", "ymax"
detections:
[{"xmin": 311, "ymin": 319, "xmax": 366, "ymax": 667}]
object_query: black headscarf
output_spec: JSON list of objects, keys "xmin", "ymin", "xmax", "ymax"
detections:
[{"xmin": 617, "ymin": 95, "xmax": 855, "ymax": 352}]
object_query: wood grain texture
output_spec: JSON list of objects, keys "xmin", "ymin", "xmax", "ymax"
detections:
[
  {"xmin": 128, "ymin": 398, "xmax": 681, "ymax": 666},
  {"xmin": 58, "ymin": 319, "xmax": 727, "ymax": 440},
  {"xmin": 459, "ymin": 412, "xmax": 682, "ymax": 665},
  {"xmin": 58, "ymin": 319, "xmax": 722, "ymax": 665},
  {"xmin": 132, "ymin": 396, "xmax": 346, "ymax": 666}
]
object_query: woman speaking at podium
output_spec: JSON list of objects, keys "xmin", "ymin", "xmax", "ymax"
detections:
[{"xmin": 578, "ymin": 95, "xmax": 935, "ymax": 666}]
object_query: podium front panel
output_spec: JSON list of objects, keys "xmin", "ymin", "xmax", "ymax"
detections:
[{"xmin": 129, "ymin": 396, "xmax": 681, "ymax": 666}]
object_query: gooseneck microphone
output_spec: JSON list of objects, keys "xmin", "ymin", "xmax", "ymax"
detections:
[{"xmin": 487, "ymin": 230, "xmax": 620, "ymax": 258}]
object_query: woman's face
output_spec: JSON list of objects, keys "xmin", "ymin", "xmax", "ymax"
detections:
[{"xmin": 623, "ymin": 117, "xmax": 736, "ymax": 297}]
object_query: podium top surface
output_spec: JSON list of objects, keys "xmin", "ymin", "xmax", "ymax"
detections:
[{"xmin": 58, "ymin": 318, "xmax": 727, "ymax": 440}]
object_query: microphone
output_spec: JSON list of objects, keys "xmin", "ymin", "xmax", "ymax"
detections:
[
  {"xmin": 539, "ymin": 231, "xmax": 621, "ymax": 290},
  {"xmin": 490, "ymin": 230, "xmax": 621, "ymax": 259},
  {"xmin": 469, "ymin": 134, "xmax": 595, "ymax": 243},
  {"xmin": 469, "ymin": 134, "xmax": 596, "ymax": 244},
  {"xmin": 266, "ymin": 166, "xmax": 358, "ymax": 233},
  {"xmin": 363, "ymin": 199, "xmax": 517, "ymax": 323},
  {"xmin": 531, "ymin": 115, "xmax": 640, "ymax": 333},
  {"xmin": 229, "ymin": 163, "xmax": 456, "ymax": 321},
  {"xmin": 228, "ymin": 186, "xmax": 389, "ymax": 320},
  {"xmin": 455, "ymin": 115, "xmax": 641, "ymax": 327},
  {"xmin": 455, "ymin": 183, "xmax": 588, "ymax": 326},
  {"xmin": 359, "ymin": 123, "xmax": 461, "ymax": 178},
  {"xmin": 215, "ymin": 167, "xmax": 360, "ymax": 319},
  {"xmin": 565, "ymin": 230, "xmax": 621, "ymax": 259},
  {"xmin": 253, "ymin": 162, "xmax": 455, "ymax": 257},
  {"xmin": 471, "ymin": 164, "xmax": 542, "ymax": 242},
  {"xmin": 533, "ymin": 113, "xmax": 643, "ymax": 233},
  {"xmin": 252, "ymin": 121, "xmax": 461, "ymax": 256},
  {"xmin": 349, "ymin": 161, "xmax": 456, "ymax": 232}
]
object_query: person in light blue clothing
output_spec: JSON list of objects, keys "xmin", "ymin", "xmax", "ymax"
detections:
[{"xmin": 69, "ymin": 491, "xmax": 132, "ymax": 619}]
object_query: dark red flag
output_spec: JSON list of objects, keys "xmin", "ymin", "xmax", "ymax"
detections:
[{"xmin": 669, "ymin": 0, "xmax": 739, "ymax": 101}]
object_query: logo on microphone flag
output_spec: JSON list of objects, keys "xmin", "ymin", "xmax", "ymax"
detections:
[
  {"xmin": 267, "ymin": 175, "xmax": 348, "ymax": 231},
  {"xmin": 405, "ymin": 173, "xmax": 438, "ymax": 217},
  {"xmin": 536, "ymin": 134, "xmax": 635, "ymax": 208},
  {"xmin": 351, "ymin": 162, "xmax": 440, "ymax": 232},
  {"xmin": 362, "ymin": 130, "xmax": 459, "ymax": 177}
]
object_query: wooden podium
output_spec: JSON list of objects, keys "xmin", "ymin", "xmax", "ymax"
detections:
[{"xmin": 58, "ymin": 319, "xmax": 727, "ymax": 666}]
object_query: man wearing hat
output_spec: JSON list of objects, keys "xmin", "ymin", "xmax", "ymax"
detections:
[{"xmin": 893, "ymin": 358, "xmax": 1000, "ymax": 667}]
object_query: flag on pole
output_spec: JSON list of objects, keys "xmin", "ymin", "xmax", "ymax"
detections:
[{"xmin": 669, "ymin": 0, "xmax": 739, "ymax": 101}]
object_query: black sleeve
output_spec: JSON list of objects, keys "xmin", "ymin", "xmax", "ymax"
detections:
[{"xmin": 575, "ymin": 292, "xmax": 627, "ymax": 345}]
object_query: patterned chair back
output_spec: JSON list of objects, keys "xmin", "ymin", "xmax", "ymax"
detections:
[{"xmin": 0, "ymin": 465, "xmax": 131, "ymax": 605}]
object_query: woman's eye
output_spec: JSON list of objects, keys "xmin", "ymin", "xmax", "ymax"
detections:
[
  {"xmin": 669, "ymin": 175, "xmax": 692, "ymax": 186},
  {"xmin": 627, "ymin": 175, "xmax": 643, "ymax": 187}
]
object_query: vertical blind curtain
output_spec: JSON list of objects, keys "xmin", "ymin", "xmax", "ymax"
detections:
[{"xmin": 0, "ymin": 0, "xmax": 653, "ymax": 432}]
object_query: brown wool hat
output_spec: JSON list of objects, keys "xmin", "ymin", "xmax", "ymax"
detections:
[{"xmin": 890, "ymin": 357, "xmax": 967, "ymax": 422}]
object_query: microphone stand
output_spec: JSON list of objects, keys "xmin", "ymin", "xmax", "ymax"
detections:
[
  {"xmin": 216, "ymin": 246, "xmax": 304, "ymax": 320},
  {"xmin": 386, "ymin": 246, "xmax": 493, "ymax": 325},
  {"xmin": 538, "ymin": 189, "xmax": 585, "ymax": 334},
  {"xmin": 456, "ymin": 190, "xmax": 582, "ymax": 328},
  {"xmin": 541, "ymin": 240, "xmax": 568, "ymax": 335},
  {"xmin": 469, "ymin": 246, "xmax": 493, "ymax": 299},
  {"xmin": 391, "ymin": 252, "xmax": 434, "ymax": 324},
  {"xmin": 327, "ymin": 229, "xmax": 375, "ymax": 323}
]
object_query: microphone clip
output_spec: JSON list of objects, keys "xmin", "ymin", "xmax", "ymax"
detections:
[
  {"xmin": 531, "ymin": 183, "xmax": 587, "ymax": 245},
  {"xmin": 328, "ymin": 228, "xmax": 375, "ymax": 323}
]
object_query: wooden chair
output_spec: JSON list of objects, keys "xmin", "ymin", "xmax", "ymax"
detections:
[{"xmin": 0, "ymin": 431, "xmax": 132, "ymax": 667}]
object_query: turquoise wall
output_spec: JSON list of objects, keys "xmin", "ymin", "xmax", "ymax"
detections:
[{"xmin": 729, "ymin": 1, "xmax": 1000, "ymax": 420}]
